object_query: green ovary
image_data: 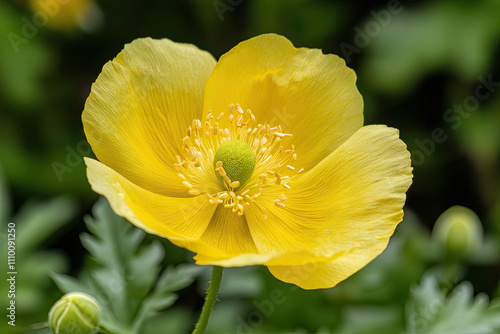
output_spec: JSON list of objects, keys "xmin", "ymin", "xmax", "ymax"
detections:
[{"xmin": 213, "ymin": 140, "xmax": 256, "ymax": 188}]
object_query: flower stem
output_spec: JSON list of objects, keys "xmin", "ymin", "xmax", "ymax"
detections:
[{"xmin": 192, "ymin": 266, "xmax": 224, "ymax": 334}]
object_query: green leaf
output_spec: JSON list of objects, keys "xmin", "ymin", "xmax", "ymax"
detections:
[
  {"xmin": 81, "ymin": 199, "xmax": 144, "ymax": 273},
  {"xmin": 158, "ymin": 264, "xmax": 206, "ymax": 293},
  {"xmin": 52, "ymin": 272, "xmax": 90, "ymax": 296},
  {"xmin": 133, "ymin": 264, "xmax": 205, "ymax": 331},
  {"xmin": 406, "ymin": 274, "xmax": 500, "ymax": 334}
]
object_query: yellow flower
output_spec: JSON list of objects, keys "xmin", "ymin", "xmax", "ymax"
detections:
[
  {"xmin": 83, "ymin": 34, "xmax": 413, "ymax": 289},
  {"xmin": 28, "ymin": 0, "xmax": 95, "ymax": 31}
]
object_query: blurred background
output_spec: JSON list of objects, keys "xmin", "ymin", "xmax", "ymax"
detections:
[{"xmin": 1, "ymin": 0, "xmax": 499, "ymax": 333}]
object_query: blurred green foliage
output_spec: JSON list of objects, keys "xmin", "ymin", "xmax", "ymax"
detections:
[
  {"xmin": 52, "ymin": 199, "xmax": 206, "ymax": 334},
  {"xmin": 0, "ymin": 167, "xmax": 77, "ymax": 333},
  {"xmin": 1, "ymin": 0, "xmax": 499, "ymax": 333}
]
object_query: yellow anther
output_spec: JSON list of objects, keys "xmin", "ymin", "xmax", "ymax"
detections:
[
  {"xmin": 235, "ymin": 104, "xmax": 244, "ymax": 114},
  {"xmin": 218, "ymin": 168, "xmax": 227, "ymax": 178},
  {"xmin": 274, "ymin": 200, "xmax": 286, "ymax": 208},
  {"xmin": 274, "ymin": 171, "xmax": 281, "ymax": 185},
  {"xmin": 182, "ymin": 181, "xmax": 193, "ymax": 189}
]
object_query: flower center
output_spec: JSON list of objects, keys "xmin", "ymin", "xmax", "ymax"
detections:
[
  {"xmin": 174, "ymin": 103, "xmax": 304, "ymax": 216},
  {"xmin": 213, "ymin": 140, "xmax": 256, "ymax": 190}
]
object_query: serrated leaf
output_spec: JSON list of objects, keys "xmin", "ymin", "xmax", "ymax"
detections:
[
  {"xmin": 52, "ymin": 272, "xmax": 90, "ymax": 295},
  {"xmin": 128, "ymin": 241, "xmax": 165, "ymax": 303},
  {"xmin": 157, "ymin": 264, "xmax": 206, "ymax": 293},
  {"xmin": 82, "ymin": 199, "xmax": 145, "ymax": 272},
  {"xmin": 133, "ymin": 293, "xmax": 179, "ymax": 332},
  {"xmin": 132, "ymin": 264, "xmax": 204, "ymax": 331},
  {"xmin": 406, "ymin": 274, "xmax": 500, "ymax": 334}
]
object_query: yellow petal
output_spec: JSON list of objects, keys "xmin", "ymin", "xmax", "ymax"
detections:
[
  {"xmin": 199, "ymin": 207, "xmax": 258, "ymax": 255},
  {"xmin": 244, "ymin": 196, "xmax": 321, "ymax": 256},
  {"xmin": 83, "ymin": 38, "xmax": 216, "ymax": 197},
  {"xmin": 29, "ymin": 0, "xmax": 92, "ymax": 31},
  {"xmin": 84, "ymin": 157, "xmax": 218, "ymax": 249},
  {"xmin": 268, "ymin": 125, "xmax": 413, "ymax": 289},
  {"xmin": 193, "ymin": 195, "xmax": 327, "ymax": 266},
  {"xmin": 202, "ymin": 33, "xmax": 363, "ymax": 171},
  {"xmin": 268, "ymin": 255, "xmax": 374, "ymax": 290}
]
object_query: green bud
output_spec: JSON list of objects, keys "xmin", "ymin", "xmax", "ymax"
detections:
[
  {"xmin": 432, "ymin": 206, "xmax": 483, "ymax": 259},
  {"xmin": 213, "ymin": 140, "xmax": 256, "ymax": 188},
  {"xmin": 48, "ymin": 292, "xmax": 101, "ymax": 334}
]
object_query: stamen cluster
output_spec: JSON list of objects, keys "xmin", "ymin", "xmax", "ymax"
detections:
[{"xmin": 174, "ymin": 104, "xmax": 304, "ymax": 215}]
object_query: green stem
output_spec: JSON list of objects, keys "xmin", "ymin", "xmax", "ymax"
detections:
[{"xmin": 192, "ymin": 266, "xmax": 224, "ymax": 334}]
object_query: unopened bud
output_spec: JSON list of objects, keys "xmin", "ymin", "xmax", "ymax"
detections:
[
  {"xmin": 48, "ymin": 292, "xmax": 101, "ymax": 334},
  {"xmin": 432, "ymin": 206, "xmax": 483, "ymax": 259}
]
